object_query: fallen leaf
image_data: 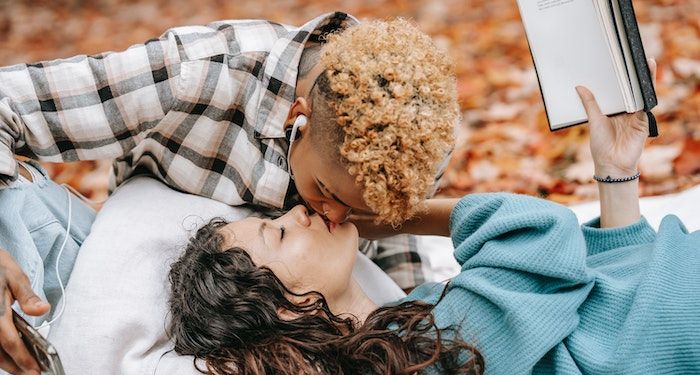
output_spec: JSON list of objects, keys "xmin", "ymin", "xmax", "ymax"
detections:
[
  {"xmin": 0, "ymin": 0, "xmax": 695, "ymax": 204},
  {"xmin": 674, "ymin": 138, "xmax": 700, "ymax": 176},
  {"xmin": 639, "ymin": 143, "xmax": 684, "ymax": 181}
]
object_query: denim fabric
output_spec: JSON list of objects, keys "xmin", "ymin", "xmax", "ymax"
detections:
[{"xmin": 1, "ymin": 161, "xmax": 95, "ymax": 326}]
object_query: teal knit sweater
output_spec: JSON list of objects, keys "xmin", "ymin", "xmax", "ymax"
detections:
[{"xmin": 402, "ymin": 193, "xmax": 700, "ymax": 374}]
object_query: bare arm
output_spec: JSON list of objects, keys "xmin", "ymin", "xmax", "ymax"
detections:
[
  {"xmin": 595, "ymin": 170, "xmax": 641, "ymax": 228},
  {"xmin": 397, "ymin": 198, "xmax": 459, "ymax": 237},
  {"xmin": 350, "ymin": 198, "xmax": 459, "ymax": 239}
]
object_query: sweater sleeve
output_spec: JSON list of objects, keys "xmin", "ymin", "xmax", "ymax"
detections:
[{"xmin": 441, "ymin": 193, "xmax": 594, "ymax": 374}]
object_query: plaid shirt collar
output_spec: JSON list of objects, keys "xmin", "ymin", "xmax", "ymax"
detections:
[{"xmin": 254, "ymin": 11, "xmax": 358, "ymax": 139}]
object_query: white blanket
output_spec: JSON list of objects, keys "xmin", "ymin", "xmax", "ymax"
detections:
[
  {"xmin": 47, "ymin": 177, "xmax": 404, "ymax": 375},
  {"xmin": 48, "ymin": 178, "xmax": 700, "ymax": 374}
]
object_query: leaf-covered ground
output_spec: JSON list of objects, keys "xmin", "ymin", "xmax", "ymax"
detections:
[{"xmin": 1, "ymin": 0, "xmax": 697, "ymax": 205}]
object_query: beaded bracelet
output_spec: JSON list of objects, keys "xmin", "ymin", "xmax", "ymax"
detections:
[{"xmin": 593, "ymin": 171, "xmax": 641, "ymax": 183}]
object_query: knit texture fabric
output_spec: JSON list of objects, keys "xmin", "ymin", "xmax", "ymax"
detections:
[{"xmin": 403, "ymin": 193, "xmax": 700, "ymax": 374}]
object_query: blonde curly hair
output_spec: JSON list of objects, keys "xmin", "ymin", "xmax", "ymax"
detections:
[{"xmin": 311, "ymin": 18, "xmax": 458, "ymax": 225}]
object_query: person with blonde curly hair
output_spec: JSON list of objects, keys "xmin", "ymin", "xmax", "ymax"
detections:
[
  {"xmin": 0, "ymin": 12, "xmax": 456, "ymax": 372},
  {"xmin": 291, "ymin": 18, "xmax": 457, "ymax": 227}
]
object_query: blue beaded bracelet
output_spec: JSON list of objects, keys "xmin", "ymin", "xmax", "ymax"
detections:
[{"xmin": 593, "ymin": 171, "xmax": 641, "ymax": 183}]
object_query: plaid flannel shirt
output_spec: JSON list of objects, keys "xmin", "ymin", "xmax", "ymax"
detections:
[{"xmin": 0, "ymin": 11, "xmax": 435, "ymax": 289}]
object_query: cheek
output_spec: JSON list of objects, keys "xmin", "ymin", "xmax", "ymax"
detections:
[
  {"xmin": 267, "ymin": 261, "xmax": 303, "ymax": 292},
  {"xmin": 294, "ymin": 176, "xmax": 319, "ymax": 203},
  {"xmin": 269, "ymin": 248, "xmax": 319, "ymax": 293},
  {"xmin": 293, "ymin": 249, "xmax": 340, "ymax": 295}
]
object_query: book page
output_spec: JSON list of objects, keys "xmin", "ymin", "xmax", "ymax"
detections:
[{"xmin": 517, "ymin": 0, "xmax": 626, "ymax": 129}]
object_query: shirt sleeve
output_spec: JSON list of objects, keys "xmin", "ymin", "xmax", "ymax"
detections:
[
  {"xmin": 442, "ymin": 193, "xmax": 594, "ymax": 374},
  {"xmin": 372, "ymin": 234, "xmax": 427, "ymax": 290},
  {"xmin": 0, "ymin": 31, "xmax": 185, "ymax": 186}
]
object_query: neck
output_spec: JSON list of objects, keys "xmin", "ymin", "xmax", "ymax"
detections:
[{"xmin": 330, "ymin": 279, "xmax": 378, "ymax": 326}]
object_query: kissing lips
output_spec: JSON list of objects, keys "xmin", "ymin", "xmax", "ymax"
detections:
[{"xmin": 321, "ymin": 215, "xmax": 336, "ymax": 232}]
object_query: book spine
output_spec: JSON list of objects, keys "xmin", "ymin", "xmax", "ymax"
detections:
[{"xmin": 618, "ymin": 0, "xmax": 657, "ymax": 111}]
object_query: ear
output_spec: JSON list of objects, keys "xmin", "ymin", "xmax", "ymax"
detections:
[
  {"xmin": 276, "ymin": 295, "xmax": 318, "ymax": 321},
  {"xmin": 284, "ymin": 97, "xmax": 312, "ymax": 132},
  {"xmin": 276, "ymin": 306, "xmax": 300, "ymax": 321}
]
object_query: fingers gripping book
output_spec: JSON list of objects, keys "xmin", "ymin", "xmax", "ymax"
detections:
[{"xmin": 516, "ymin": 0, "xmax": 657, "ymax": 134}]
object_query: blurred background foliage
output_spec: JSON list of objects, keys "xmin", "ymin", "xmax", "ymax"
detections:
[{"xmin": 0, "ymin": 0, "xmax": 697, "ymax": 205}]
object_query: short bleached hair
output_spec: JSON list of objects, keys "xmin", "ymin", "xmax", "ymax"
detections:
[{"xmin": 314, "ymin": 18, "xmax": 458, "ymax": 225}]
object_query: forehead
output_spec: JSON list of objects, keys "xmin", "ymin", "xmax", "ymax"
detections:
[{"xmin": 220, "ymin": 217, "xmax": 267, "ymax": 251}]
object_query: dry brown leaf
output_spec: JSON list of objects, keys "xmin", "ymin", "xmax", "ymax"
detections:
[
  {"xmin": 0, "ymin": 0, "xmax": 695, "ymax": 204},
  {"xmin": 674, "ymin": 138, "xmax": 700, "ymax": 176}
]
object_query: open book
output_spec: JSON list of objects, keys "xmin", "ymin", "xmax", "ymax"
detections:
[{"xmin": 516, "ymin": 0, "xmax": 657, "ymax": 131}]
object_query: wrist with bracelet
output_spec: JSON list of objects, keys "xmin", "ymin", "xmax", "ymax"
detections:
[{"xmin": 593, "ymin": 171, "xmax": 640, "ymax": 183}]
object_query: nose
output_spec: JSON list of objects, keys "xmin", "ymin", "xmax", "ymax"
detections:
[
  {"xmin": 276, "ymin": 205, "xmax": 311, "ymax": 227},
  {"xmin": 322, "ymin": 203, "xmax": 352, "ymax": 224}
]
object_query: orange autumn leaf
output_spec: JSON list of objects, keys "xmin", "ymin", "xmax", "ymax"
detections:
[
  {"xmin": 0, "ymin": 0, "xmax": 696, "ymax": 206},
  {"xmin": 674, "ymin": 138, "xmax": 700, "ymax": 176}
]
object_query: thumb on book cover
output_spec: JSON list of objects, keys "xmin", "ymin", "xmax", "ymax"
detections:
[{"xmin": 575, "ymin": 86, "xmax": 603, "ymax": 120}]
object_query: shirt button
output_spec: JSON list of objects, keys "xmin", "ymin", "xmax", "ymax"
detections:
[{"xmin": 277, "ymin": 156, "xmax": 286, "ymax": 169}]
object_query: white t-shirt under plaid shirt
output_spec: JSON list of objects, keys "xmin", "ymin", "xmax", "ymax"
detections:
[{"xmin": 0, "ymin": 12, "xmax": 432, "ymax": 289}]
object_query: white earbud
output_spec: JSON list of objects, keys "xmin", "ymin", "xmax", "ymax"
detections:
[
  {"xmin": 288, "ymin": 115, "xmax": 306, "ymax": 142},
  {"xmin": 286, "ymin": 115, "xmax": 307, "ymax": 180},
  {"xmin": 293, "ymin": 114, "xmax": 307, "ymax": 129}
]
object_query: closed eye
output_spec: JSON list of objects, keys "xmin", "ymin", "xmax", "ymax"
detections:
[
  {"xmin": 316, "ymin": 179, "xmax": 351, "ymax": 210},
  {"xmin": 316, "ymin": 182, "xmax": 330, "ymax": 200}
]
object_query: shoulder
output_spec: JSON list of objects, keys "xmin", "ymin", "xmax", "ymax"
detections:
[
  {"xmin": 159, "ymin": 19, "xmax": 291, "ymax": 60},
  {"xmin": 396, "ymin": 282, "xmax": 448, "ymax": 306},
  {"xmin": 450, "ymin": 193, "xmax": 576, "ymax": 229}
]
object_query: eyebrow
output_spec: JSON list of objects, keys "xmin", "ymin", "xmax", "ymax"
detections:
[
  {"xmin": 258, "ymin": 222, "xmax": 267, "ymax": 246},
  {"xmin": 316, "ymin": 178, "xmax": 351, "ymax": 208}
]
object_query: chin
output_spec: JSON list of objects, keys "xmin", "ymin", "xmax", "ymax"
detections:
[
  {"xmin": 348, "ymin": 221, "xmax": 359, "ymax": 239},
  {"xmin": 348, "ymin": 225, "xmax": 360, "ymax": 252}
]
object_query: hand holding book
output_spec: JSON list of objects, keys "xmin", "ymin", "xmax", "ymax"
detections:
[
  {"xmin": 577, "ymin": 58, "xmax": 656, "ymax": 179},
  {"xmin": 576, "ymin": 58, "xmax": 656, "ymax": 229},
  {"xmin": 517, "ymin": 0, "xmax": 658, "ymax": 133}
]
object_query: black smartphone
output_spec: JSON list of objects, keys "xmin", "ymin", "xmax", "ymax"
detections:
[{"xmin": 11, "ymin": 309, "xmax": 65, "ymax": 375}]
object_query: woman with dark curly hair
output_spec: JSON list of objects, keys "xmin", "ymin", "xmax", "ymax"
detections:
[
  {"xmin": 168, "ymin": 211, "xmax": 483, "ymax": 375},
  {"xmin": 168, "ymin": 64, "xmax": 700, "ymax": 374}
]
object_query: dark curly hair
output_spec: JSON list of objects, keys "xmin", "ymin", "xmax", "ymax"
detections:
[{"xmin": 168, "ymin": 219, "xmax": 483, "ymax": 374}]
